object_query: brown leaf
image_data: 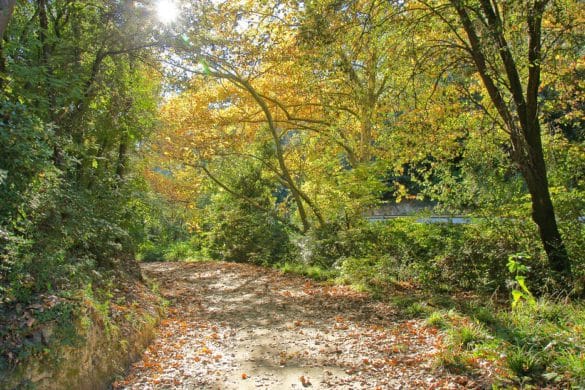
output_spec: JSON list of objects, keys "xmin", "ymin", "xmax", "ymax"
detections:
[{"xmin": 300, "ymin": 375, "xmax": 311, "ymax": 387}]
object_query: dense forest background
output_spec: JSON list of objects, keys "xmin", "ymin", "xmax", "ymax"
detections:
[{"xmin": 0, "ymin": 0, "xmax": 584, "ymax": 387}]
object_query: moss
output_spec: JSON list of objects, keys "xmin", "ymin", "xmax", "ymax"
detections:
[{"xmin": 0, "ymin": 277, "xmax": 165, "ymax": 389}]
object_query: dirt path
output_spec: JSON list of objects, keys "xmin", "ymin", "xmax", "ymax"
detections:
[{"xmin": 113, "ymin": 262, "xmax": 489, "ymax": 389}]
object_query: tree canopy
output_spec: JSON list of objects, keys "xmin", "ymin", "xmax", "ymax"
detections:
[{"xmin": 0, "ymin": 0, "xmax": 584, "ymax": 386}]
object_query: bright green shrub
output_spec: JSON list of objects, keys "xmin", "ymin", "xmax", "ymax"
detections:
[
  {"xmin": 208, "ymin": 207, "xmax": 294, "ymax": 265},
  {"xmin": 327, "ymin": 217, "xmax": 551, "ymax": 294},
  {"xmin": 204, "ymin": 164, "xmax": 297, "ymax": 265}
]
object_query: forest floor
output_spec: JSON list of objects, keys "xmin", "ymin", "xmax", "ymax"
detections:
[{"xmin": 113, "ymin": 262, "xmax": 498, "ymax": 389}]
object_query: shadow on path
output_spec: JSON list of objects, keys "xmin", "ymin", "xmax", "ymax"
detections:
[{"xmin": 114, "ymin": 261, "xmax": 490, "ymax": 389}]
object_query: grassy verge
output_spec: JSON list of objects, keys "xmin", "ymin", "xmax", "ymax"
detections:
[
  {"xmin": 271, "ymin": 260, "xmax": 585, "ymax": 388},
  {"xmin": 421, "ymin": 298, "xmax": 585, "ymax": 388},
  {"xmin": 273, "ymin": 261, "xmax": 339, "ymax": 281}
]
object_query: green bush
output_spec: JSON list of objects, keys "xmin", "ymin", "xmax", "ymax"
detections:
[
  {"xmin": 163, "ymin": 240, "xmax": 201, "ymax": 262},
  {"xmin": 208, "ymin": 207, "xmax": 294, "ymax": 265},
  {"xmin": 317, "ymin": 217, "xmax": 549, "ymax": 294},
  {"xmin": 136, "ymin": 241, "xmax": 165, "ymax": 262},
  {"xmin": 201, "ymin": 163, "xmax": 297, "ymax": 266}
]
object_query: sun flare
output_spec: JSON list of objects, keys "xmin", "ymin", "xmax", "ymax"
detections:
[{"xmin": 156, "ymin": 0, "xmax": 179, "ymax": 24}]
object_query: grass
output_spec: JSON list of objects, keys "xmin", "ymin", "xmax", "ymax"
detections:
[
  {"xmin": 425, "ymin": 311, "xmax": 447, "ymax": 328},
  {"xmin": 506, "ymin": 347, "xmax": 544, "ymax": 379},
  {"xmin": 417, "ymin": 298, "xmax": 585, "ymax": 387},
  {"xmin": 274, "ymin": 261, "xmax": 339, "ymax": 281},
  {"xmin": 404, "ymin": 301, "xmax": 432, "ymax": 317},
  {"xmin": 448, "ymin": 323, "xmax": 487, "ymax": 350}
]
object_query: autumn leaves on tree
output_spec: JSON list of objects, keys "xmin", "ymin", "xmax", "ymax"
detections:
[{"xmin": 147, "ymin": 0, "xmax": 582, "ymax": 281}]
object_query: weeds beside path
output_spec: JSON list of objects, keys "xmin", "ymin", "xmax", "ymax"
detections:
[{"xmin": 114, "ymin": 262, "xmax": 496, "ymax": 389}]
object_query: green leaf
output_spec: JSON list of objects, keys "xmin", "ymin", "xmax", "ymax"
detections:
[
  {"xmin": 200, "ymin": 59, "xmax": 211, "ymax": 75},
  {"xmin": 511, "ymin": 290, "xmax": 523, "ymax": 308},
  {"xmin": 516, "ymin": 276, "xmax": 531, "ymax": 296}
]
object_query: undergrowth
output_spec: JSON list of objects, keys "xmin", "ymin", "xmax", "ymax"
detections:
[
  {"xmin": 0, "ymin": 272, "xmax": 164, "ymax": 387},
  {"xmin": 271, "ymin": 255, "xmax": 585, "ymax": 387},
  {"xmin": 274, "ymin": 262, "xmax": 339, "ymax": 281},
  {"xmin": 422, "ymin": 299, "xmax": 585, "ymax": 387}
]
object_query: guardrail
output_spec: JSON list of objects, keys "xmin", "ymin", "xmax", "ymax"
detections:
[
  {"xmin": 365, "ymin": 215, "xmax": 472, "ymax": 224},
  {"xmin": 366, "ymin": 215, "xmax": 585, "ymax": 224}
]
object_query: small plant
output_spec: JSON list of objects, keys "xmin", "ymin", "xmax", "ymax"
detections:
[
  {"xmin": 405, "ymin": 301, "xmax": 431, "ymax": 317},
  {"xmin": 472, "ymin": 306, "xmax": 496, "ymax": 325},
  {"xmin": 554, "ymin": 352, "xmax": 585, "ymax": 386},
  {"xmin": 434, "ymin": 348, "xmax": 470, "ymax": 374},
  {"xmin": 506, "ymin": 347, "xmax": 544, "ymax": 379},
  {"xmin": 507, "ymin": 254, "xmax": 536, "ymax": 308},
  {"xmin": 448, "ymin": 323, "xmax": 486, "ymax": 350},
  {"xmin": 425, "ymin": 311, "xmax": 447, "ymax": 329}
]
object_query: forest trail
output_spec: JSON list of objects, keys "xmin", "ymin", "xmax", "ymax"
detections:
[{"xmin": 114, "ymin": 262, "xmax": 489, "ymax": 389}]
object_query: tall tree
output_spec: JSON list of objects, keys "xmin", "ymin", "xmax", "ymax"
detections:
[
  {"xmin": 0, "ymin": 0, "xmax": 15, "ymax": 37},
  {"xmin": 416, "ymin": 0, "xmax": 577, "ymax": 279}
]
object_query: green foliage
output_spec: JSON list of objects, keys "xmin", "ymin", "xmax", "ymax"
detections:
[
  {"xmin": 163, "ymin": 241, "xmax": 198, "ymax": 262},
  {"xmin": 203, "ymin": 164, "xmax": 297, "ymax": 265},
  {"xmin": 508, "ymin": 254, "xmax": 537, "ymax": 308},
  {"xmin": 137, "ymin": 238, "xmax": 207, "ymax": 263},
  {"xmin": 0, "ymin": 0, "xmax": 162, "ymax": 303},
  {"xmin": 448, "ymin": 323, "xmax": 487, "ymax": 350},
  {"xmin": 506, "ymin": 347, "xmax": 545, "ymax": 379},
  {"xmin": 136, "ymin": 241, "xmax": 165, "ymax": 263},
  {"xmin": 0, "ymin": 299, "xmax": 78, "ymax": 372},
  {"xmin": 317, "ymin": 218, "xmax": 549, "ymax": 295},
  {"xmin": 0, "ymin": 101, "xmax": 54, "ymax": 222},
  {"xmin": 419, "ymin": 297, "xmax": 585, "ymax": 387},
  {"xmin": 0, "ymin": 0, "xmax": 583, "ymax": 385},
  {"xmin": 425, "ymin": 311, "xmax": 447, "ymax": 329},
  {"xmin": 275, "ymin": 262, "xmax": 338, "ymax": 281},
  {"xmin": 208, "ymin": 204, "xmax": 294, "ymax": 265}
]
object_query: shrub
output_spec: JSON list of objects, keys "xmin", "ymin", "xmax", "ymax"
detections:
[
  {"xmin": 506, "ymin": 347, "xmax": 544, "ymax": 379},
  {"xmin": 208, "ymin": 207, "xmax": 294, "ymax": 265},
  {"xmin": 315, "ymin": 217, "xmax": 550, "ymax": 295},
  {"xmin": 448, "ymin": 323, "xmax": 487, "ymax": 350},
  {"xmin": 425, "ymin": 311, "xmax": 447, "ymax": 329},
  {"xmin": 163, "ymin": 240, "xmax": 199, "ymax": 262},
  {"xmin": 136, "ymin": 241, "xmax": 165, "ymax": 262}
]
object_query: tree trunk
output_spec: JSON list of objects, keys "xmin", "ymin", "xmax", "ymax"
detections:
[
  {"xmin": 37, "ymin": 0, "xmax": 62, "ymax": 167},
  {"xmin": 446, "ymin": 0, "xmax": 572, "ymax": 281},
  {"xmin": 0, "ymin": 0, "xmax": 16, "ymax": 38},
  {"xmin": 116, "ymin": 138, "xmax": 128, "ymax": 180},
  {"xmin": 359, "ymin": 106, "xmax": 373, "ymax": 163},
  {"xmin": 521, "ymin": 121, "xmax": 571, "ymax": 278},
  {"xmin": 0, "ymin": 35, "xmax": 6, "ymax": 89},
  {"xmin": 233, "ymin": 75, "xmax": 324, "ymax": 232}
]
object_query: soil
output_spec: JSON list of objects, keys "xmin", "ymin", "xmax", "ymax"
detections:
[{"xmin": 113, "ymin": 261, "xmax": 494, "ymax": 389}]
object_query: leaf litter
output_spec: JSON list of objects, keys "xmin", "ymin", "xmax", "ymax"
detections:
[{"xmin": 113, "ymin": 262, "xmax": 496, "ymax": 389}]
